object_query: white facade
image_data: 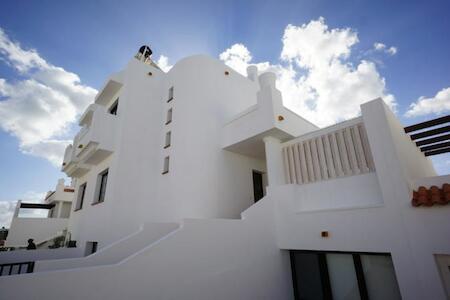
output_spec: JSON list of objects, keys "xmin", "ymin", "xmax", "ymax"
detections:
[
  {"xmin": 5, "ymin": 179, "xmax": 74, "ymax": 248},
  {"xmin": 1, "ymin": 51, "xmax": 449, "ymax": 300}
]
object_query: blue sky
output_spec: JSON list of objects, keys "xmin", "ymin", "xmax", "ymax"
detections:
[{"xmin": 0, "ymin": 0, "xmax": 449, "ymax": 226}]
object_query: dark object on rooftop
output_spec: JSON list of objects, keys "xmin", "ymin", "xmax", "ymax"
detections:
[{"xmin": 139, "ymin": 45, "xmax": 152, "ymax": 58}]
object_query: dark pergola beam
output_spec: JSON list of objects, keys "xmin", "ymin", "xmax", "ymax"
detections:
[
  {"xmin": 416, "ymin": 134, "xmax": 450, "ymax": 146},
  {"xmin": 404, "ymin": 115, "xmax": 450, "ymax": 133},
  {"xmin": 410, "ymin": 125, "xmax": 450, "ymax": 140},
  {"xmin": 424, "ymin": 147, "xmax": 450, "ymax": 157},
  {"xmin": 20, "ymin": 203, "xmax": 55, "ymax": 209},
  {"xmin": 420, "ymin": 141, "xmax": 450, "ymax": 152}
]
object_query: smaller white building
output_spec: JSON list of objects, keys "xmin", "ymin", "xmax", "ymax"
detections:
[{"xmin": 5, "ymin": 179, "xmax": 74, "ymax": 248}]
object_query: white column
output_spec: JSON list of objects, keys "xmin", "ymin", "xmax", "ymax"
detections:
[
  {"xmin": 263, "ymin": 136, "xmax": 285, "ymax": 186},
  {"xmin": 13, "ymin": 200, "xmax": 21, "ymax": 218},
  {"xmin": 56, "ymin": 201, "xmax": 63, "ymax": 218}
]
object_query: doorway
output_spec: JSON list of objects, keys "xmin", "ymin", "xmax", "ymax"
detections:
[
  {"xmin": 252, "ymin": 170, "xmax": 264, "ymax": 203},
  {"xmin": 85, "ymin": 241, "xmax": 98, "ymax": 256}
]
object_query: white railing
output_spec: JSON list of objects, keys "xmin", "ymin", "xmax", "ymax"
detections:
[{"xmin": 282, "ymin": 118, "xmax": 375, "ymax": 184}]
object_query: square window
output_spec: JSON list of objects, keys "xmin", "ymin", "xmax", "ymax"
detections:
[{"xmin": 162, "ymin": 156, "xmax": 170, "ymax": 174}]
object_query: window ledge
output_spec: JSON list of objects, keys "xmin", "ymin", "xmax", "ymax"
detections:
[
  {"xmin": 163, "ymin": 144, "xmax": 171, "ymax": 149},
  {"xmin": 91, "ymin": 201, "xmax": 104, "ymax": 206},
  {"xmin": 165, "ymin": 120, "xmax": 172, "ymax": 125},
  {"xmin": 167, "ymin": 97, "xmax": 173, "ymax": 103},
  {"xmin": 162, "ymin": 171, "xmax": 169, "ymax": 175},
  {"xmin": 74, "ymin": 208, "xmax": 82, "ymax": 212}
]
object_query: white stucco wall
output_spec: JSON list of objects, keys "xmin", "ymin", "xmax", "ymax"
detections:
[
  {"xmin": 36, "ymin": 222, "xmax": 179, "ymax": 272},
  {"xmin": 6, "ymin": 55, "xmax": 447, "ymax": 300},
  {"xmin": 68, "ymin": 56, "xmax": 273, "ymax": 248},
  {"xmin": 0, "ymin": 197, "xmax": 293, "ymax": 300},
  {"xmin": 0, "ymin": 248, "xmax": 83, "ymax": 265},
  {"xmin": 5, "ymin": 218, "xmax": 68, "ymax": 247}
]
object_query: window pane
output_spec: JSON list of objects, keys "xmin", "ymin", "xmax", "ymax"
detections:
[
  {"xmin": 326, "ymin": 253, "xmax": 360, "ymax": 300},
  {"xmin": 361, "ymin": 255, "xmax": 401, "ymax": 300},
  {"xmin": 291, "ymin": 252, "xmax": 325, "ymax": 300},
  {"xmin": 163, "ymin": 156, "xmax": 170, "ymax": 173},
  {"xmin": 99, "ymin": 172, "xmax": 108, "ymax": 202},
  {"xmin": 109, "ymin": 100, "xmax": 118, "ymax": 115},
  {"xmin": 77, "ymin": 183, "xmax": 86, "ymax": 210}
]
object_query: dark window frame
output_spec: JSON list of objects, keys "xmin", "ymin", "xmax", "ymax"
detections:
[
  {"xmin": 75, "ymin": 183, "xmax": 87, "ymax": 211},
  {"xmin": 164, "ymin": 131, "xmax": 171, "ymax": 148},
  {"xmin": 93, "ymin": 169, "xmax": 108, "ymax": 205},
  {"xmin": 167, "ymin": 87, "xmax": 174, "ymax": 102},
  {"xmin": 162, "ymin": 156, "xmax": 170, "ymax": 174},
  {"xmin": 290, "ymin": 250, "xmax": 395, "ymax": 300},
  {"xmin": 165, "ymin": 108, "xmax": 173, "ymax": 125},
  {"xmin": 109, "ymin": 98, "xmax": 119, "ymax": 115}
]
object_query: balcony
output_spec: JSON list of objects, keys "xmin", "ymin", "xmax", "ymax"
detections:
[
  {"xmin": 281, "ymin": 117, "xmax": 375, "ymax": 185},
  {"xmin": 61, "ymin": 144, "xmax": 90, "ymax": 177},
  {"xmin": 73, "ymin": 105, "xmax": 117, "ymax": 165},
  {"xmin": 61, "ymin": 105, "xmax": 117, "ymax": 177}
]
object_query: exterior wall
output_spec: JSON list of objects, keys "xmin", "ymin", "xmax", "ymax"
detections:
[
  {"xmin": 60, "ymin": 202, "xmax": 71, "ymax": 218},
  {"xmin": 0, "ymin": 248, "xmax": 83, "ymax": 265},
  {"xmin": 0, "ymin": 197, "xmax": 293, "ymax": 300},
  {"xmin": 5, "ymin": 218, "xmax": 68, "ymax": 247},
  {"xmin": 36, "ymin": 222, "xmax": 179, "ymax": 272},
  {"xmin": 68, "ymin": 56, "xmax": 271, "ymax": 248},
  {"xmin": 271, "ymin": 99, "xmax": 448, "ymax": 300},
  {"xmin": 68, "ymin": 155, "xmax": 115, "ymax": 248},
  {"xmin": 3, "ymin": 55, "xmax": 448, "ymax": 300}
]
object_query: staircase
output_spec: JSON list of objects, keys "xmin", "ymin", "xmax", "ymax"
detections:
[{"xmin": 0, "ymin": 196, "xmax": 294, "ymax": 300}]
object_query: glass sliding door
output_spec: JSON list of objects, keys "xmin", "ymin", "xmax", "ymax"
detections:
[
  {"xmin": 326, "ymin": 253, "xmax": 360, "ymax": 300},
  {"xmin": 290, "ymin": 251, "xmax": 401, "ymax": 300},
  {"xmin": 360, "ymin": 255, "xmax": 401, "ymax": 300}
]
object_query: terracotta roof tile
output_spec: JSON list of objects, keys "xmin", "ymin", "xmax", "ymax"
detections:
[{"xmin": 412, "ymin": 183, "xmax": 450, "ymax": 207}]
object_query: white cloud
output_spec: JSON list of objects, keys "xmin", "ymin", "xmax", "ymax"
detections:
[
  {"xmin": 374, "ymin": 43, "xmax": 386, "ymax": 51},
  {"xmin": 156, "ymin": 55, "xmax": 173, "ymax": 72},
  {"xmin": 220, "ymin": 17, "xmax": 396, "ymax": 127},
  {"xmin": 405, "ymin": 87, "xmax": 450, "ymax": 117},
  {"xmin": 387, "ymin": 47, "xmax": 397, "ymax": 55},
  {"xmin": 0, "ymin": 191, "xmax": 47, "ymax": 228},
  {"xmin": 373, "ymin": 42, "xmax": 397, "ymax": 56},
  {"xmin": 0, "ymin": 28, "xmax": 97, "ymax": 166}
]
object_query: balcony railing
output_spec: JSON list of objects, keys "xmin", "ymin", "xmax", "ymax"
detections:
[
  {"xmin": 282, "ymin": 117, "xmax": 375, "ymax": 185},
  {"xmin": 0, "ymin": 261, "xmax": 34, "ymax": 276},
  {"xmin": 73, "ymin": 106, "xmax": 116, "ymax": 164}
]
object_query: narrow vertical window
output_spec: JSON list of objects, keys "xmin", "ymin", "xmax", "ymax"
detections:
[
  {"xmin": 164, "ymin": 132, "xmax": 171, "ymax": 148},
  {"xmin": 168, "ymin": 86, "xmax": 174, "ymax": 102},
  {"xmin": 94, "ymin": 169, "xmax": 108, "ymax": 204},
  {"xmin": 75, "ymin": 183, "xmax": 87, "ymax": 211},
  {"xmin": 166, "ymin": 108, "xmax": 173, "ymax": 124},
  {"xmin": 109, "ymin": 98, "xmax": 119, "ymax": 115},
  {"xmin": 162, "ymin": 156, "xmax": 170, "ymax": 174}
]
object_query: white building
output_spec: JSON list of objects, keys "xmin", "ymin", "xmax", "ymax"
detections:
[
  {"xmin": 5, "ymin": 179, "xmax": 74, "ymax": 249},
  {"xmin": 0, "ymin": 47, "xmax": 449, "ymax": 300}
]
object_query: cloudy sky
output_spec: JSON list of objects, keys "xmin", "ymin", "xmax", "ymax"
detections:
[{"xmin": 0, "ymin": 0, "xmax": 449, "ymax": 227}]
